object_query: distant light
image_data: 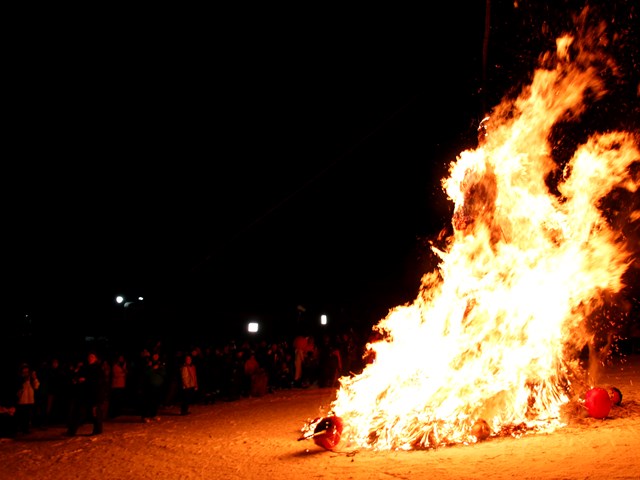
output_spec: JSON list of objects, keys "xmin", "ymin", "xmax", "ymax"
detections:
[
  {"xmin": 320, "ymin": 314, "xmax": 327, "ymax": 325},
  {"xmin": 248, "ymin": 322, "xmax": 259, "ymax": 333},
  {"xmin": 116, "ymin": 295, "xmax": 143, "ymax": 305}
]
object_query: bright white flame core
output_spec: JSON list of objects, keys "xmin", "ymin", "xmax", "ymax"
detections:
[{"xmin": 329, "ymin": 16, "xmax": 639, "ymax": 451}]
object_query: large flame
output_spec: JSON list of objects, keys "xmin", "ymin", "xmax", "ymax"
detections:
[{"xmin": 327, "ymin": 11, "xmax": 639, "ymax": 450}]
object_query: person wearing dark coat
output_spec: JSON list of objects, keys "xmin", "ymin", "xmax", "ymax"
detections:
[
  {"xmin": 65, "ymin": 352, "xmax": 109, "ymax": 436},
  {"xmin": 140, "ymin": 352, "xmax": 166, "ymax": 422}
]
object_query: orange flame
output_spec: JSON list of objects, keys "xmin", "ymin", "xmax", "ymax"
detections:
[{"xmin": 328, "ymin": 12, "xmax": 639, "ymax": 451}]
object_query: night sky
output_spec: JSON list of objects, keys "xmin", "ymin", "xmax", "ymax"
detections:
[{"xmin": 4, "ymin": 1, "xmax": 638, "ymax": 348}]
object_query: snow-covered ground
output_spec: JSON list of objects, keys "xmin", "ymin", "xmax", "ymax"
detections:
[{"xmin": 1, "ymin": 354, "xmax": 639, "ymax": 480}]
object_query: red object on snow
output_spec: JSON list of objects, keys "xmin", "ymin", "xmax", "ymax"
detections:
[
  {"xmin": 313, "ymin": 416, "xmax": 344, "ymax": 451},
  {"xmin": 609, "ymin": 387, "xmax": 622, "ymax": 406},
  {"xmin": 585, "ymin": 387, "xmax": 611, "ymax": 419}
]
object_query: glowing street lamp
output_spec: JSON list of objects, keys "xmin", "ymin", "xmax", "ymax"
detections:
[
  {"xmin": 116, "ymin": 295, "xmax": 143, "ymax": 308},
  {"xmin": 115, "ymin": 295, "xmax": 144, "ymax": 323},
  {"xmin": 320, "ymin": 314, "xmax": 328, "ymax": 326},
  {"xmin": 247, "ymin": 321, "xmax": 259, "ymax": 333}
]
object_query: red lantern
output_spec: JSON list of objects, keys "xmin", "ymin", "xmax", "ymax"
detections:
[
  {"xmin": 313, "ymin": 416, "xmax": 344, "ymax": 451},
  {"xmin": 585, "ymin": 387, "xmax": 611, "ymax": 419}
]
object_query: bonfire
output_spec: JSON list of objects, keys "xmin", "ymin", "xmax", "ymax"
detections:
[{"xmin": 304, "ymin": 6, "xmax": 640, "ymax": 451}]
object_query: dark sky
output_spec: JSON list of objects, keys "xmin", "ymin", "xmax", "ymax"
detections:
[{"xmin": 4, "ymin": 2, "xmax": 638, "ymax": 345}]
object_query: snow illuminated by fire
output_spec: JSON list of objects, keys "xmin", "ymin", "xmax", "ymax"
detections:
[{"xmin": 325, "ymin": 12, "xmax": 640, "ymax": 451}]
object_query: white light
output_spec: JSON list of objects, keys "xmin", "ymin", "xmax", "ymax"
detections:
[
  {"xmin": 320, "ymin": 314, "xmax": 327, "ymax": 325},
  {"xmin": 116, "ymin": 296, "xmax": 124, "ymax": 304},
  {"xmin": 248, "ymin": 322, "xmax": 259, "ymax": 333}
]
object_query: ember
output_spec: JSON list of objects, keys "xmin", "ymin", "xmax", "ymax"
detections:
[{"xmin": 310, "ymin": 7, "xmax": 640, "ymax": 451}]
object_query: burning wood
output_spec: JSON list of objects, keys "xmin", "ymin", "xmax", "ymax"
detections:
[{"xmin": 306, "ymin": 7, "xmax": 640, "ymax": 451}]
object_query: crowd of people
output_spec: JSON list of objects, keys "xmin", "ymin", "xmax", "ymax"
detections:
[{"xmin": 0, "ymin": 328, "xmax": 369, "ymax": 439}]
